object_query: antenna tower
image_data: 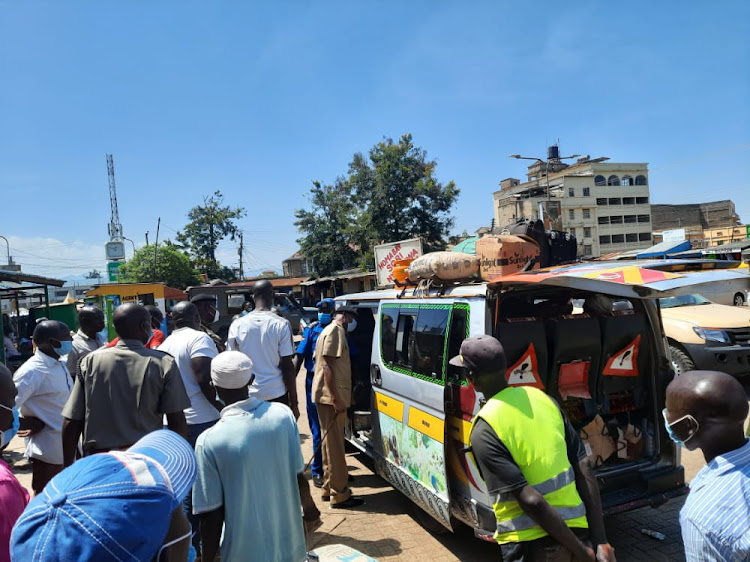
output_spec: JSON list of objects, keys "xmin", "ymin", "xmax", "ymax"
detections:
[{"xmin": 106, "ymin": 154, "xmax": 123, "ymax": 241}]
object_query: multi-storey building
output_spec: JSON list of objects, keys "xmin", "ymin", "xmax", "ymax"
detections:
[{"xmin": 494, "ymin": 148, "xmax": 652, "ymax": 258}]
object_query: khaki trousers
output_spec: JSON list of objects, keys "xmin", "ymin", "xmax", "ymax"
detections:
[{"xmin": 316, "ymin": 403, "xmax": 351, "ymax": 505}]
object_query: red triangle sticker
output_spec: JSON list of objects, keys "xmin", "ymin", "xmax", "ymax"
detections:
[
  {"xmin": 505, "ymin": 343, "xmax": 544, "ymax": 389},
  {"xmin": 603, "ymin": 335, "xmax": 641, "ymax": 377}
]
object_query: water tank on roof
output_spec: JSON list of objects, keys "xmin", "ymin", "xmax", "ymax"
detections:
[{"xmin": 548, "ymin": 145, "xmax": 559, "ymax": 160}]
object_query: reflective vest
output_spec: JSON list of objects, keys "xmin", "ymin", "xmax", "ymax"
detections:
[{"xmin": 470, "ymin": 386, "xmax": 588, "ymax": 544}]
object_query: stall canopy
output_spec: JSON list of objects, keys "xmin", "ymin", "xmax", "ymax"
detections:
[
  {"xmin": 635, "ymin": 240, "xmax": 691, "ymax": 259},
  {"xmin": 701, "ymin": 240, "xmax": 750, "ymax": 256}
]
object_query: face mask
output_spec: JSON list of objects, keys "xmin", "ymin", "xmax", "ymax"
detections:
[
  {"xmin": 347, "ymin": 319, "xmax": 357, "ymax": 333},
  {"xmin": 213, "ymin": 308, "xmax": 220, "ymax": 323},
  {"xmin": 55, "ymin": 340, "xmax": 74, "ymax": 357},
  {"xmin": 0, "ymin": 403, "xmax": 20, "ymax": 448},
  {"xmin": 662, "ymin": 408, "xmax": 699, "ymax": 448},
  {"xmin": 97, "ymin": 328, "xmax": 109, "ymax": 344},
  {"xmin": 318, "ymin": 313, "xmax": 332, "ymax": 325}
]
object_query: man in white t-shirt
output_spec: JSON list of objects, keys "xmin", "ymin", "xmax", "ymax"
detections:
[
  {"xmin": 227, "ymin": 280, "xmax": 299, "ymax": 418},
  {"xmin": 158, "ymin": 301, "xmax": 220, "ymax": 445}
]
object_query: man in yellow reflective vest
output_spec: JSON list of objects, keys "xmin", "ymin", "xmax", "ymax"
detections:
[{"xmin": 450, "ymin": 336, "xmax": 616, "ymax": 562}]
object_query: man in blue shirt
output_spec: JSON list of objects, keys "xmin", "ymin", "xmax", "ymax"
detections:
[
  {"xmin": 664, "ymin": 370, "xmax": 749, "ymax": 562},
  {"xmin": 293, "ymin": 298, "xmax": 335, "ymax": 488}
]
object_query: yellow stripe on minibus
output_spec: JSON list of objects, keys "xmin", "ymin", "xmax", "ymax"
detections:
[
  {"xmin": 407, "ymin": 407, "xmax": 445, "ymax": 444},
  {"xmin": 447, "ymin": 416, "xmax": 473, "ymax": 445},
  {"xmin": 375, "ymin": 392, "xmax": 404, "ymax": 422}
]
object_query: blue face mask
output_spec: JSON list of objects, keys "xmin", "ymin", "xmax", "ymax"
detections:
[
  {"xmin": 662, "ymin": 408, "xmax": 698, "ymax": 448},
  {"xmin": 55, "ymin": 340, "xmax": 74, "ymax": 357},
  {"xmin": 318, "ymin": 313, "xmax": 332, "ymax": 325},
  {"xmin": 0, "ymin": 403, "xmax": 20, "ymax": 448}
]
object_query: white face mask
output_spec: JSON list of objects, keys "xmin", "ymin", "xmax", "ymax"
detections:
[{"xmin": 213, "ymin": 308, "xmax": 220, "ymax": 323}]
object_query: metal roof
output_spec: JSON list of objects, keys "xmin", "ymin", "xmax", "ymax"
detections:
[
  {"xmin": 701, "ymin": 240, "xmax": 750, "ymax": 255},
  {"xmin": 0, "ymin": 270, "xmax": 65, "ymax": 287}
]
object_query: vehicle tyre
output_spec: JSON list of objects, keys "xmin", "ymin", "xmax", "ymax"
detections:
[
  {"xmin": 733, "ymin": 292, "xmax": 745, "ymax": 306},
  {"xmin": 669, "ymin": 345, "xmax": 695, "ymax": 376}
]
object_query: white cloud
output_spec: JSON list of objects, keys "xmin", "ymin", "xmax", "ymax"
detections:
[{"xmin": 3, "ymin": 236, "xmax": 107, "ymax": 279}]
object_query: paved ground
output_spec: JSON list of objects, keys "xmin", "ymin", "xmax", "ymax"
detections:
[{"xmin": 4, "ymin": 374, "xmax": 748, "ymax": 561}]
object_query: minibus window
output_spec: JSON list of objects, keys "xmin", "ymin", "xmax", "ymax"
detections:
[
  {"xmin": 395, "ymin": 313, "xmax": 417, "ymax": 366},
  {"xmin": 411, "ymin": 308, "xmax": 450, "ymax": 379},
  {"xmin": 380, "ymin": 309, "xmax": 398, "ymax": 364}
]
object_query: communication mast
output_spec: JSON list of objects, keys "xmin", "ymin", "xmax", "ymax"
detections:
[
  {"xmin": 104, "ymin": 154, "xmax": 126, "ymax": 268},
  {"xmin": 106, "ymin": 154, "xmax": 123, "ymax": 241}
]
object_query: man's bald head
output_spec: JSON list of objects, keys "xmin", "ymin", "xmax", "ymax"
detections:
[
  {"xmin": 667, "ymin": 370, "xmax": 748, "ymax": 424},
  {"xmin": 252, "ymin": 280, "xmax": 274, "ymax": 309},
  {"xmin": 113, "ymin": 303, "xmax": 151, "ymax": 343},
  {"xmin": 666, "ymin": 370, "xmax": 749, "ymax": 459},
  {"xmin": 171, "ymin": 301, "xmax": 201, "ymax": 329},
  {"xmin": 78, "ymin": 306, "xmax": 105, "ymax": 337}
]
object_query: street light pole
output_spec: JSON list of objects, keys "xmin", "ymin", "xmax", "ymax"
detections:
[
  {"xmin": 0, "ymin": 236, "xmax": 11, "ymax": 266},
  {"xmin": 508, "ymin": 150, "xmax": 580, "ymax": 226}
]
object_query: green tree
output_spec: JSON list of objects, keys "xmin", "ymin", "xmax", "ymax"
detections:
[
  {"xmin": 295, "ymin": 134, "xmax": 459, "ymax": 274},
  {"xmin": 177, "ymin": 190, "xmax": 246, "ymax": 279},
  {"xmin": 117, "ymin": 243, "xmax": 201, "ymax": 289},
  {"xmin": 294, "ymin": 179, "xmax": 359, "ymax": 276}
]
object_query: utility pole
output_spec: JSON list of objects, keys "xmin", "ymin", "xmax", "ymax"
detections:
[
  {"xmin": 145, "ymin": 231, "xmax": 150, "ymax": 246},
  {"xmin": 238, "ymin": 232, "xmax": 244, "ymax": 280},
  {"xmin": 153, "ymin": 218, "xmax": 161, "ymax": 279}
]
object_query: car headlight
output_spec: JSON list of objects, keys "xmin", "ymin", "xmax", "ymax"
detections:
[{"xmin": 693, "ymin": 327, "xmax": 732, "ymax": 343}]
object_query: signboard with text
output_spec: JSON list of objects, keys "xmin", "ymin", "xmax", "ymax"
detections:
[
  {"xmin": 107, "ymin": 261, "xmax": 122, "ymax": 282},
  {"xmin": 374, "ymin": 238, "xmax": 423, "ymax": 286}
]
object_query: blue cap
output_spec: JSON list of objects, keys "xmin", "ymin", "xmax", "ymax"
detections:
[
  {"xmin": 316, "ymin": 298, "xmax": 336, "ymax": 310},
  {"xmin": 11, "ymin": 430, "xmax": 197, "ymax": 562}
]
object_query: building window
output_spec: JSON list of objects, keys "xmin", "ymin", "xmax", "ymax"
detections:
[
  {"xmin": 637, "ymin": 214, "xmax": 650, "ymax": 223},
  {"xmin": 635, "ymin": 175, "xmax": 647, "ymax": 185},
  {"xmin": 583, "ymin": 244, "xmax": 592, "ymax": 255},
  {"xmin": 621, "ymin": 175, "xmax": 633, "ymax": 186},
  {"xmin": 610, "ymin": 215, "xmax": 623, "ymax": 224},
  {"xmin": 626, "ymin": 233, "xmax": 638, "ymax": 242},
  {"xmin": 639, "ymin": 233, "xmax": 651, "ymax": 242},
  {"xmin": 570, "ymin": 228, "xmax": 577, "ymax": 237},
  {"xmin": 636, "ymin": 196, "xmax": 649, "ymax": 204},
  {"xmin": 624, "ymin": 215, "xmax": 637, "ymax": 223},
  {"xmin": 598, "ymin": 216, "xmax": 610, "ymax": 225},
  {"xmin": 582, "ymin": 187, "xmax": 590, "ymax": 197},
  {"xmin": 584, "ymin": 227, "xmax": 592, "ymax": 238},
  {"xmin": 594, "ymin": 175, "xmax": 606, "ymax": 186},
  {"xmin": 582, "ymin": 209, "xmax": 591, "ymax": 219},
  {"xmin": 607, "ymin": 175, "xmax": 620, "ymax": 186},
  {"xmin": 568, "ymin": 188, "xmax": 575, "ymax": 197},
  {"xmin": 600, "ymin": 235, "xmax": 611, "ymax": 244},
  {"xmin": 569, "ymin": 209, "xmax": 575, "ymax": 220},
  {"xmin": 623, "ymin": 197, "xmax": 635, "ymax": 205},
  {"xmin": 608, "ymin": 197, "xmax": 621, "ymax": 205},
  {"xmin": 612, "ymin": 234, "xmax": 625, "ymax": 243},
  {"xmin": 596, "ymin": 198, "xmax": 607, "ymax": 205}
]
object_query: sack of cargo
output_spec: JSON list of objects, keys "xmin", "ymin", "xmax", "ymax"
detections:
[
  {"xmin": 476, "ymin": 234, "xmax": 540, "ymax": 282},
  {"xmin": 407, "ymin": 251, "xmax": 479, "ymax": 282}
]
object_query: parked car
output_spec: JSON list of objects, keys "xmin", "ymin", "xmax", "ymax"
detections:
[{"xmin": 660, "ymin": 293, "xmax": 750, "ymax": 376}]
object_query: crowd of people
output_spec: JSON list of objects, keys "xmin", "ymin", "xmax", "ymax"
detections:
[{"xmin": 0, "ymin": 281, "xmax": 748, "ymax": 561}]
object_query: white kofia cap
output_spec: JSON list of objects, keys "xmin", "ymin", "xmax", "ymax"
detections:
[{"xmin": 211, "ymin": 351, "xmax": 253, "ymax": 389}]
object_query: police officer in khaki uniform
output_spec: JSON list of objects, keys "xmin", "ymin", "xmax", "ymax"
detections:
[
  {"xmin": 311, "ymin": 306, "xmax": 363, "ymax": 509},
  {"xmin": 61, "ymin": 303, "xmax": 190, "ymax": 466}
]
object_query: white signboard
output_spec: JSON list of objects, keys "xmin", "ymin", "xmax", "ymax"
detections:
[
  {"xmin": 374, "ymin": 238, "xmax": 423, "ymax": 286},
  {"xmin": 662, "ymin": 228, "xmax": 686, "ymax": 244}
]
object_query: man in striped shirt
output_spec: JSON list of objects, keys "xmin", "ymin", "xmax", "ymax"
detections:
[{"xmin": 664, "ymin": 370, "xmax": 749, "ymax": 562}]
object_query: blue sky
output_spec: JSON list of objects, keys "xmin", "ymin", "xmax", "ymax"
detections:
[{"xmin": 1, "ymin": 1, "xmax": 748, "ymax": 279}]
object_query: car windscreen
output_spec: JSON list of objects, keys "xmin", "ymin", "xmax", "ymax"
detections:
[{"xmin": 658, "ymin": 294, "xmax": 712, "ymax": 308}]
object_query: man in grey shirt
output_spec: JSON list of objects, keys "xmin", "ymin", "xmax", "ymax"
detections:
[
  {"xmin": 62, "ymin": 303, "xmax": 189, "ymax": 465},
  {"xmin": 66, "ymin": 305, "xmax": 105, "ymax": 379}
]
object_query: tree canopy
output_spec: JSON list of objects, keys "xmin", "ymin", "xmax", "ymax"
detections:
[
  {"xmin": 295, "ymin": 134, "xmax": 459, "ymax": 275},
  {"xmin": 177, "ymin": 190, "xmax": 246, "ymax": 279},
  {"xmin": 116, "ymin": 243, "xmax": 201, "ymax": 289}
]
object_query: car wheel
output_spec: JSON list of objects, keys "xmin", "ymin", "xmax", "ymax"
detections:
[
  {"xmin": 669, "ymin": 345, "xmax": 695, "ymax": 376},
  {"xmin": 733, "ymin": 292, "xmax": 745, "ymax": 306}
]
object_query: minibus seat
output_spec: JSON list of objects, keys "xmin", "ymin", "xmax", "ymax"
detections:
[
  {"xmin": 545, "ymin": 314, "xmax": 601, "ymax": 420},
  {"xmin": 597, "ymin": 311, "xmax": 649, "ymax": 414},
  {"xmin": 496, "ymin": 318, "xmax": 549, "ymax": 390}
]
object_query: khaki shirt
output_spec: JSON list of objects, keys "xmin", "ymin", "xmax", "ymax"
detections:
[
  {"xmin": 62, "ymin": 339, "xmax": 190, "ymax": 451},
  {"xmin": 311, "ymin": 323, "xmax": 351, "ymax": 406}
]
